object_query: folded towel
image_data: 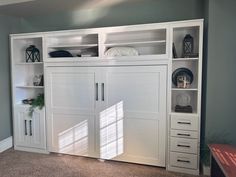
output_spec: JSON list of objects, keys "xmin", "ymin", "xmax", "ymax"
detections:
[{"xmin": 105, "ymin": 47, "xmax": 139, "ymax": 57}]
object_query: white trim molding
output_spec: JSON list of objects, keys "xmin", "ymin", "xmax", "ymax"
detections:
[
  {"xmin": 0, "ymin": 136, "xmax": 13, "ymax": 153},
  {"xmin": 0, "ymin": 0, "xmax": 35, "ymax": 6}
]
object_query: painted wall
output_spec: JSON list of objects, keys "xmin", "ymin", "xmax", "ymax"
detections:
[
  {"xmin": 0, "ymin": 0, "xmax": 204, "ymax": 142},
  {"xmin": 0, "ymin": 15, "xmax": 21, "ymax": 141},
  {"xmin": 21, "ymin": 0, "xmax": 236, "ymax": 146},
  {"xmin": 21, "ymin": 0, "xmax": 204, "ymax": 32},
  {"xmin": 204, "ymin": 0, "xmax": 236, "ymax": 144}
]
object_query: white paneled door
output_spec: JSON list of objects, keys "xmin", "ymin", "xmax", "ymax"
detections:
[
  {"xmin": 98, "ymin": 66, "xmax": 167, "ymax": 166},
  {"xmin": 14, "ymin": 106, "xmax": 46, "ymax": 150},
  {"xmin": 46, "ymin": 66, "xmax": 167, "ymax": 166},
  {"xmin": 46, "ymin": 67, "xmax": 98, "ymax": 157}
]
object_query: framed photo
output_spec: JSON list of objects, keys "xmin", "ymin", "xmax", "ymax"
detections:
[{"xmin": 172, "ymin": 43, "xmax": 178, "ymax": 58}]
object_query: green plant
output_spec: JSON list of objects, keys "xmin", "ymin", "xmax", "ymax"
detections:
[{"xmin": 29, "ymin": 94, "xmax": 44, "ymax": 117}]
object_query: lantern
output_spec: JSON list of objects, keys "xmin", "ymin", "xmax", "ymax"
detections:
[
  {"xmin": 182, "ymin": 34, "xmax": 194, "ymax": 57},
  {"xmin": 26, "ymin": 45, "xmax": 40, "ymax": 62}
]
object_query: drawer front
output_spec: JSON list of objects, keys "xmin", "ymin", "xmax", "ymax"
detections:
[
  {"xmin": 171, "ymin": 114, "xmax": 198, "ymax": 131},
  {"xmin": 171, "ymin": 130, "xmax": 198, "ymax": 139},
  {"xmin": 170, "ymin": 137, "xmax": 198, "ymax": 154},
  {"xmin": 170, "ymin": 152, "xmax": 198, "ymax": 169}
]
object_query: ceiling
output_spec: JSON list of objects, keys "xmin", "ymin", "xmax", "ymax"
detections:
[{"xmin": 0, "ymin": 0, "xmax": 142, "ymax": 17}]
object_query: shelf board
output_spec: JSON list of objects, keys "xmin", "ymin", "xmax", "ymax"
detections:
[
  {"xmin": 15, "ymin": 62, "xmax": 43, "ymax": 65},
  {"xmin": 104, "ymin": 40, "xmax": 166, "ymax": 47},
  {"xmin": 104, "ymin": 54, "xmax": 167, "ymax": 60},
  {"xmin": 172, "ymin": 88, "xmax": 198, "ymax": 91},
  {"xmin": 170, "ymin": 112, "xmax": 198, "ymax": 116},
  {"xmin": 45, "ymin": 56, "xmax": 100, "ymax": 62},
  {"xmin": 48, "ymin": 44, "xmax": 98, "ymax": 50},
  {"xmin": 14, "ymin": 103, "xmax": 31, "ymax": 108},
  {"xmin": 15, "ymin": 86, "xmax": 44, "ymax": 89},
  {"xmin": 172, "ymin": 58, "xmax": 199, "ymax": 61}
]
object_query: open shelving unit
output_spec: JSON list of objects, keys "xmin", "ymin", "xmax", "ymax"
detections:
[
  {"xmin": 11, "ymin": 35, "xmax": 47, "ymax": 154},
  {"xmin": 45, "ymin": 33, "xmax": 99, "ymax": 61},
  {"xmin": 11, "ymin": 36, "xmax": 44, "ymax": 105},
  {"xmin": 171, "ymin": 26, "xmax": 200, "ymax": 113},
  {"xmin": 168, "ymin": 22, "xmax": 203, "ymax": 175},
  {"xmin": 102, "ymin": 28, "xmax": 167, "ymax": 58}
]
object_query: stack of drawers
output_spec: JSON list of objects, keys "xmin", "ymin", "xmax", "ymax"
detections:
[{"xmin": 169, "ymin": 114, "xmax": 199, "ymax": 170}]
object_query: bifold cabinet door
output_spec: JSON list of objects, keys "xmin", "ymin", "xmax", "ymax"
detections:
[
  {"xmin": 30, "ymin": 108, "xmax": 46, "ymax": 149},
  {"xmin": 98, "ymin": 66, "xmax": 167, "ymax": 166},
  {"xmin": 46, "ymin": 67, "xmax": 98, "ymax": 157},
  {"xmin": 14, "ymin": 106, "xmax": 31, "ymax": 147},
  {"xmin": 14, "ymin": 106, "xmax": 46, "ymax": 149}
]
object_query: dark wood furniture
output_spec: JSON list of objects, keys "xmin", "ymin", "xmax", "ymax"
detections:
[{"xmin": 209, "ymin": 144, "xmax": 236, "ymax": 177}]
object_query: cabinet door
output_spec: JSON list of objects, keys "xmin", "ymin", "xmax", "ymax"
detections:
[
  {"xmin": 14, "ymin": 106, "xmax": 30, "ymax": 147},
  {"xmin": 98, "ymin": 66, "xmax": 167, "ymax": 166},
  {"xmin": 46, "ymin": 67, "xmax": 98, "ymax": 157},
  {"xmin": 29, "ymin": 108, "xmax": 46, "ymax": 149}
]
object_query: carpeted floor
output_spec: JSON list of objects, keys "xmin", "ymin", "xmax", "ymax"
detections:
[{"xmin": 0, "ymin": 149, "xmax": 204, "ymax": 177}]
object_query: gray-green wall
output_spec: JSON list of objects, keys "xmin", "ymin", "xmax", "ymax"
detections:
[
  {"xmin": 21, "ymin": 0, "xmax": 204, "ymax": 32},
  {"xmin": 0, "ymin": 15, "xmax": 21, "ymax": 141},
  {"xmin": 0, "ymin": 0, "xmax": 204, "ymax": 142},
  {"xmin": 204, "ymin": 0, "xmax": 236, "ymax": 144},
  {"xmin": 3, "ymin": 0, "xmax": 236, "ymax": 147},
  {"xmin": 21, "ymin": 0, "xmax": 236, "ymax": 145}
]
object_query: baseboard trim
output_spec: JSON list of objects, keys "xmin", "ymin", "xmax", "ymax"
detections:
[{"xmin": 0, "ymin": 136, "xmax": 13, "ymax": 153}]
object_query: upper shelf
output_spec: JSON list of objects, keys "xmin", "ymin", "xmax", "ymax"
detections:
[
  {"xmin": 15, "ymin": 86, "xmax": 44, "ymax": 89},
  {"xmin": 172, "ymin": 58, "xmax": 199, "ymax": 61},
  {"xmin": 104, "ymin": 40, "xmax": 166, "ymax": 47},
  {"xmin": 15, "ymin": 62, "xmax": 43, "ymax": 65},
  {"xmin": 47, "ymin": 43, "xmax": 98, "ymax": 50}
]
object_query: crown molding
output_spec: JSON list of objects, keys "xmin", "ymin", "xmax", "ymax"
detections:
[{"xmin": 0, "ymin": 0, "xmax": 35, "ymax": 6}]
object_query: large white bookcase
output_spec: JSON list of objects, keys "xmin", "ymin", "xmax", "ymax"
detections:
[
  {"xmin": 11, "ymin": 35, "xmax": 47, "ymax": 153},
  {"xmin": 10, "ymin": 19, "xmax": 203, "ymax": 175}
]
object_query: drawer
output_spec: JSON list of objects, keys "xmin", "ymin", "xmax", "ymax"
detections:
[
  {"xmin": 170, "ymin": 152, "xmax": 198, "ymax": 169},
  {"xmin": 171, "ymin": 130, "xmax": 198, "ymax": 139},
  {"xmin": 171, "ymin": 114, "xmax": 198, "ymax": 131},
  {"xmin": 170, "ymin": 137, "xmax": 198, "ymax": 154}
]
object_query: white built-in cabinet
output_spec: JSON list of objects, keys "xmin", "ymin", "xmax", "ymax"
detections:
[
  {"xmin": 11, "ymin": 35, "xmax": 47, "ymax": 153},
  {"xmin": 10, "ymin": 19, "xmax": 203, "ymax": 175}
]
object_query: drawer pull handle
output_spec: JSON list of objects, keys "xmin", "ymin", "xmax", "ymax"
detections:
[
  {"xmin": 95, "ymin": 83, "xmax": 98, "ymax": 101},
  {"xmin": 29, "ymin": 120, "xmax": 33, "ymax": 136},
  {"xmin": 101, "ymin": 83, "xmax": 105, "ymax": 101},
  {"xmin": 177, "ymin": 144, "xmax": 191, "ymax": 148},
  {"xmin": 177, "ymin": 159, "xmax": 190, "ymax": 163},
  {"xmin": 24, "ymin": 120, "xmax": 27, "ymax": 136},
  {"xmin": 177, "ymin": 121, "xmax": 191, "ymax": 125},
  {"xmin": 177, "ymin": 133, "xmax": 191, "ymax": 137}
]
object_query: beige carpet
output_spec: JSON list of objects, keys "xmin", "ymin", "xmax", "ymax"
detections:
[{"xmin": 0, "ymin": 149, "xmax": 203, "ymax": 177}]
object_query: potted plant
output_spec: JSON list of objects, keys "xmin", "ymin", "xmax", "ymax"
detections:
[{"xmin": 29, "ymin": 94, "xmax": 44, "ymax": 117}]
